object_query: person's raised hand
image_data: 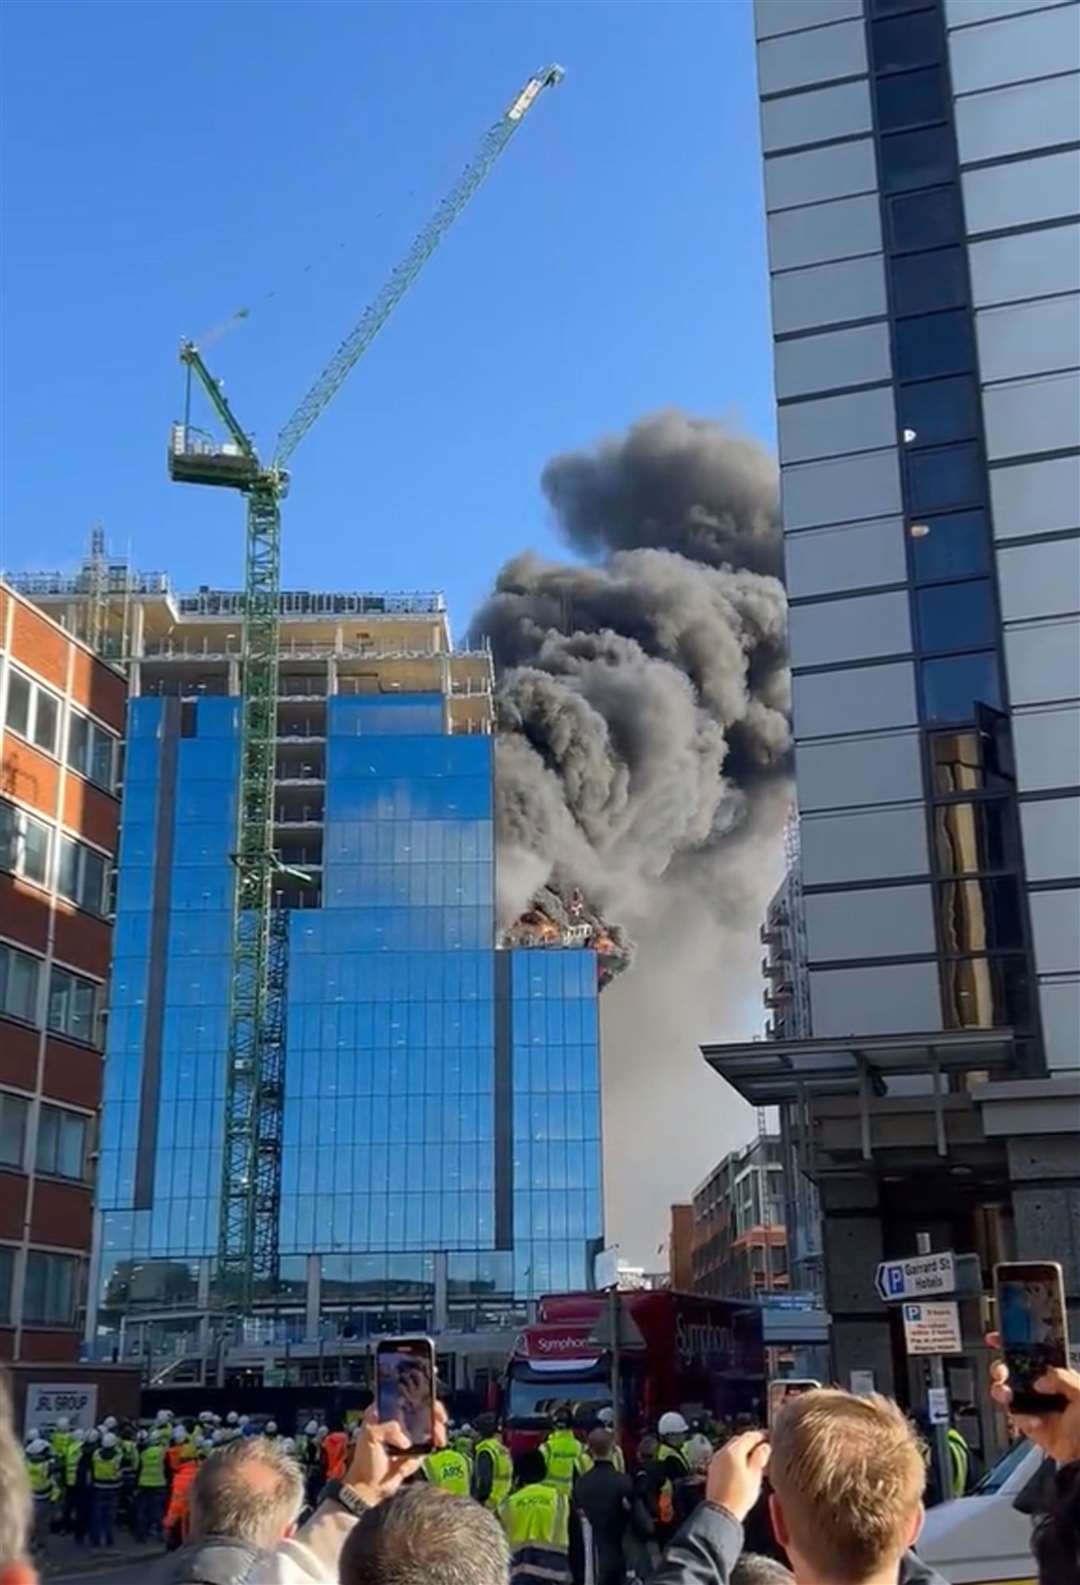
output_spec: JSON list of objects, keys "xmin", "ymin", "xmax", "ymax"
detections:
[
  {"xmin": 705, "ymin": 1430, "xmax": 770, "ymax": 1522},
  {"xmin": 342, "ymin": 1400, "xmax": 448, "ymax": 1508},
  {"xmin": 987, "ymin": 1331, "xmax": 1080, "ymax": 1466}
]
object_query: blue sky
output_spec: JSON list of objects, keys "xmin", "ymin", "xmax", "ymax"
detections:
[{"xmin": 0, "ymin": 0, "xmax": 775, "ymax": 639}]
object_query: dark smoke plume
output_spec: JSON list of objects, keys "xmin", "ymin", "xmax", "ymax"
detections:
[
  {"xmin": 472, "ymin": 409, "xmax": 791, "ymax": 930},
  {"xmin": 471, "ymin": 410, "xmax": 793, "ymax": 1260}
]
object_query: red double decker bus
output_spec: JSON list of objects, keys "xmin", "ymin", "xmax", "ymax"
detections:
[{"xmin": 503, "ymin": 1289, "xmax": 766, "ymax": 1458}]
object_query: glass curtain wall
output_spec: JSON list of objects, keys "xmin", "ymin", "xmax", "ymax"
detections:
[
  {"xmin": 279, "ymin": 695, "xmax": 497, "ymax": 1270},
  {"xmin": 97, "ymin": 697, "xmax": 238, "ymax": 1315},
  {"xmin": 511, "ymin": 949, "xmax": 601, "ymax": 1296}
]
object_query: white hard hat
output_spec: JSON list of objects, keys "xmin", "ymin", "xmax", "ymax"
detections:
[
  {"xmin": 104, "ymin": 1416, "xmax": 117, "ymax": 1431},
  {"xmin": 238, "ymin": 1415, "xmax": 250, "ymax": 1428},
  {"xmin": 597, "ymin": 1408, "xmax": 615, "ymax": 1427},
  {"xmin": 102, "ymin": 1432, "xmax": 117, "ymax": 1450},
  {"xmin": 28, "ymin": 1438, "xmax": 49, "ymax": 1456},
  {"xmin": 56, "ymin": 1416, "xmax": 71, "ymax": 1430},
  {"xmin": 86, "ymin": 1429, "xmax": 100, "ymax": 1444},
  {"xmin": 27, "ymin": 1428, "xmax": 40, "ymax": 1443},
  {"xmin": 304, "ymin": 1420, "xmax": 318, "ymax": 1435},
  {"xmin": 172, "ymin": 1425, "xmax": 187, "ymax": 1443},
  {"xmin": 155, "ymin": 1410, "xmax": 170, "ymax": 1425},
  {"xmin": 317, "ymin": 1425, "xmax": 328, "ymax": 1438},
  {"xmin": 265, "ymin": 1421, "xmax": 277, "ymax": 1435},
  {"xmin": 72, "ymin": 1428, "xmax": 86, "ymax": 1443},
  {"xmin": 658, "ymin": 1412, "xmax": 689, "ymax": 1437},
  {"xmin": 226, "ymin": 1411, "xmax": 239, "ymax": 1425},
  {"xmin": 280, "ymin": 1437, "xmax": 296, "ymax": 1454},
  {"xmin": 199, "ymin": 1411, "xmax": 214, "ymax": 1424}
]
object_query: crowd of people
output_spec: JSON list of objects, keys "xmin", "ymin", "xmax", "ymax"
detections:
[{"xmin": 4, "ymin": 1345, "xmax": 1079, "ymax": 1585}]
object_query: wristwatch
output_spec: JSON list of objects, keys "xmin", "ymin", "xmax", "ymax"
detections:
[{"xmin": 322, "ymin": 1479, "xmax": 371, "ymax": 1518}]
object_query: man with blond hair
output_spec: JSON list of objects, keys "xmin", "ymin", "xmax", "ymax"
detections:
[{"xmin": 651, "ymin": 1388, "xmax": 948, "ymax": 1585}]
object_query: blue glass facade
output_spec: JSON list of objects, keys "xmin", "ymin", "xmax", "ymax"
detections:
[
  {"xmin": 511, "ymin": 951, "xmax": 602, "ymax": 1297},
  {"xmin": 94, "ymin": 689, "xmax": 602, "ymax": 1321}
]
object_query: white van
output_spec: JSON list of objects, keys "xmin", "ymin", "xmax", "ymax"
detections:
[{"xmin": 916, "ymin": 1438, "xmax": 1045, "ymax": 1584}]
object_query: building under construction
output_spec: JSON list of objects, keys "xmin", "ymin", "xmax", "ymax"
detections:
[{"xmin": 8, "ymin": 557, "xmax": 605, "ymax": 1389}]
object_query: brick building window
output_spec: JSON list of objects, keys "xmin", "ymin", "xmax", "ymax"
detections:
[
  {"xmin": 47, "ymin": 967, "xmax": 100, "ymax": 1046},
  {"xmin": 57, "ymin": 837, "xmax": 108, "ymax": 915},
  {"xmin": 23, "ymin": 1250, "xmax": 78, "ymax": 1326},
  {"xmin": 0, "ymin": 798, "xmax": 51, "ymax": 888},
  {"xmin": 66, "ymin": 712, "xmax": 116, "ymax": 791},
  {"xmin": 35, "ymin": 1105, "xmax": 89, "ymax": 1181},
  {"xmin": 0, "ymin": 1246, "xmax": 14, "ymax": 1324},
  {"xmin": 5, "ymin": 669, "xmax": 61, "ymax": 757},
  {"xmin": 0, "ymin": 943, "xmax": 41, "ymax": 1025},
  {"xmin": 0, "ymin": 1092, "xmax": 29, "ymax": 1170}
]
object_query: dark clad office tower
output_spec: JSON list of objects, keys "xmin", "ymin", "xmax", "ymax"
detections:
[{"xmin": 707, "ymin": 0, "xmax": 1079, "ymax": 1431}]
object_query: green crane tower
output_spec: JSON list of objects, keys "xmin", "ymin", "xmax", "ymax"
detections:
[{"xmin": 169, "ymin": 65, "xmax": 564, "ymax": 1316}]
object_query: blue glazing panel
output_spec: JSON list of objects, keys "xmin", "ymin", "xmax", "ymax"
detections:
[
  {"xmin": 330, "ymin": 694, "xmax": 446, "ymax": 737},
  {"xmin": 509, "ymin": 949, "xmax": 602, "ymax": 1298}
]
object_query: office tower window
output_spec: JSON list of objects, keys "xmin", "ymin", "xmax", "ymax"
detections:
[
  {"xmin": 909, "ymin": 512, "xmax": 989, "ymax": 581},
  {"xmin": 906, "ymin": 443, "xmax": 983, "ymax": 512},
  {"xmin": 879, "ymin": 127, "xmax": 955, "ymax": 192},
  {"xmin": 895, "ymin": 312, "xmax": 975, "ymax": 381},
  {"xmin": 932, "ymin": 802, "xmax": 1019, "ymax": 877},
  {"xmin": 900, "ymin": 379, "xmax": 980, "ymax": 450},
  {"xmin": 890, "ymin": 249, "xmax": 968, "ymax": 315},
  {"xmin": 886, "ymin": 186, "xmax": 964, "ymax": 251},
  {"xmin": 921, "ymin": 653, "xmax": 1002, "ymax": 722},
  {"xmin": 916, "ymin": 581, "xmax": 997, "ymax": 652}
]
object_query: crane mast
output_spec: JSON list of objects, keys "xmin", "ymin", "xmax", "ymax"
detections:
[{"xmin": 168, "ymin": 65, "xmax": 564, "ymax": 1316}]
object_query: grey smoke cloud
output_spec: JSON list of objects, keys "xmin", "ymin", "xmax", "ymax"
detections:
[{"xmin": 472, "ymin": 410, "xmax": 792, "ymax": 1262}]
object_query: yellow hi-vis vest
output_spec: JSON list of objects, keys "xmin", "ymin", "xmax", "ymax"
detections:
[
  {"xmin": 474, "ymin": 1436, "xmax": 513, "ymax": 1509},
  {"xmin": 27, "ymin": 1456, "xmax": 54, "ymax": 1497},
  {"xmin": 540, "ymin": 1429, "xmax": 584, "ymax": 1493},
  {"xmin": 92, "ymin": 1450, "xmax": 123, "ymax": 1489},
  {"xmin": 65, "ymin": 1440, "xmax": 83, "ymax": 1486},
  {"xmin": 503, "ymin": 1481, "xmax": 570, "ymax": 1551},
  {"xmin": 138, "ymin": 1442, "xmax": 167, "ymax": 1488},
  {"xmin": 424, "ymin": 1448, "xmax": 471, "ymax": 1496}
]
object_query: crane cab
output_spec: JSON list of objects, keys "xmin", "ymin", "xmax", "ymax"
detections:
[{"xmin": 168, "ymin": 423, "xmax": 262, "ymax": 491}]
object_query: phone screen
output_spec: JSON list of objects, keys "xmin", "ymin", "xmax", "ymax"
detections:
[
  {"xmin": 995, "ymin": 1262, "xmax": 1069, "ymax": 1414},
  {"xmin": 768, "ymin": 1379, "xmax": 821, "ymax": 1426},
  {"xmin": 375, "ymin": 1337, "xmax": 435, "ymax": 1452}
]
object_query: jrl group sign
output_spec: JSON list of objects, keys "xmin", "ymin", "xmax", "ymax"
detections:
[{"xmin": 23, "ymin": 1383, "xmax": 98, "ymax": 1437}]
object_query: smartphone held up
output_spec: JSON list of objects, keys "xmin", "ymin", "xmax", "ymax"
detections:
[
  {"xmin": 767, "ymin": 1378, "xmax": 821, "ymax": 1426},
  {"xmin": 993, "ymin": 1260, "xmax": 1071, "ymax": 1416},
  {"xmin": 375, "ymin": 1336, "xmax": 437, "ymax": 1453}
]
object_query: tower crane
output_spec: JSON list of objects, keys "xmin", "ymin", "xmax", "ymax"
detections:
[{"xmin": 168, "ymin": 65, "xmax": 564, "ymax": 1315}]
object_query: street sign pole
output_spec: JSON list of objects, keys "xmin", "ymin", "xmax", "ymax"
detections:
[{"xmin": 917, "ymin": 1232, "xmax": 952, "ymax": 1502}]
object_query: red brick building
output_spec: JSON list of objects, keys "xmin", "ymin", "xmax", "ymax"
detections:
[{"xmin": 0, "ymin": 582, "xmax": 124, "ymax": 1362}]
